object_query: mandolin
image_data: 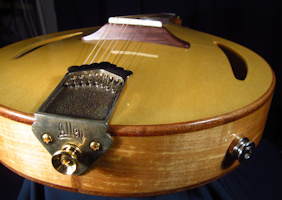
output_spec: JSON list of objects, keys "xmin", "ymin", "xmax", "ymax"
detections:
[{"xmin": 0, "ymin": 14, "xmax": 275, "ymax": 197}]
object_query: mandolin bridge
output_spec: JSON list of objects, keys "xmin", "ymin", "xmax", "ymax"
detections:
[{"xmin": 32, "ymin": 62, "xmax": 132, "ymax": 175}]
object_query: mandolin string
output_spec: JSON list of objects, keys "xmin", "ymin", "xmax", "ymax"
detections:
[
  {"xmin": 122, "ymin": 25, "xmax": 151, "ymax": 70},
  {"xmin": 82, "ymin": 22, "xmax": 113, "ymax": 65},
  {"xmin": 114, "ymin": 22, "xmax": 142, "ymax": 66},
  {"xmin": 83, "ymin": 17, "xmax": 152, "ymax": 67},
  {"xmin": 89, "ymin": 18, "xmax": 119, "ymax": 64},
  {"xmin": 103, "ymin": 21, "xmax": 131, "ymax": 62},
  {"xmin": 83, "ymin": 17, "xmax": 119, "ymax": 64},
  {"xmin": 98, "ymin": 23, "xmax": 127, "ymax": 63},
  {"xmin": 114, "ymin": 21, "xmax": 141, "ymax": 66},
  {"xmin": 111, "ymin": 18, "xmax": 136, "ymax": 65},
  {"xmin": 111, "ymin": 25, "xmax": 137, "ymax": 65}
]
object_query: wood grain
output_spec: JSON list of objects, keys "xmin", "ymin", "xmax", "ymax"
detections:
[
  {"xmin": 82, "ymin": 24, "xmax": 190, "ymax": 48},
  {"xmin": 0, "ymin": 96, "xmax": 273, "ymax": 197}
]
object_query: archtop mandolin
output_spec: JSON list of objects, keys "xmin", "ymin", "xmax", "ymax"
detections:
[{"xmin": 0, "ymin": 14, "xmax": 275, "ymax": 197}]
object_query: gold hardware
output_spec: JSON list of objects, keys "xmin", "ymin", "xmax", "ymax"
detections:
[
  {"xmin": 90, "ymin": 141, "xmax": 101, "ymax": 151},
  {"xmin": 52, "ymin": 144, "xmax": 81, "ymax": 175},
  {"xmin": 42, "ymin": 133, "xmax": 53, "ymax": 144}
]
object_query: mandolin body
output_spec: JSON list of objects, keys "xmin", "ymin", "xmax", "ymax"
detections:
[{"xmin": 0, "ymin": 22, "xmax": 275, "ymax": 197}]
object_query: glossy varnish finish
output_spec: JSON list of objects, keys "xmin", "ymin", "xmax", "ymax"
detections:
[
  {"xmin": 0, "ymin": 22, "xmax": 275, "ymax": 196},
  {"xmin": 0, "ymin": 96, "xmax": 273, "ymax": 196},
  {"xmin": 83, "ymin": 24, "xmax": 190, "ymax": 48},
  {"xmin": 0, "ymin": 25, "xmax": 273, "ymax": 126}
]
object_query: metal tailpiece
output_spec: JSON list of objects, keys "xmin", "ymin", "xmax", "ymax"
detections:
[{"xmin": 32, "ymin": 62, "xmax": 132, "ymax": 175}]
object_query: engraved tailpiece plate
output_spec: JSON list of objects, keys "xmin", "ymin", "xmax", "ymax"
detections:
[{"xmin": 32, "ymin": 62, "xmax": 132, "ymax": 175}]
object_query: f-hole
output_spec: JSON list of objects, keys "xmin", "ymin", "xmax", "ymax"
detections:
[{"xmin": 216, "ymin": 43, "xmax": 248, "ymax": 80}]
